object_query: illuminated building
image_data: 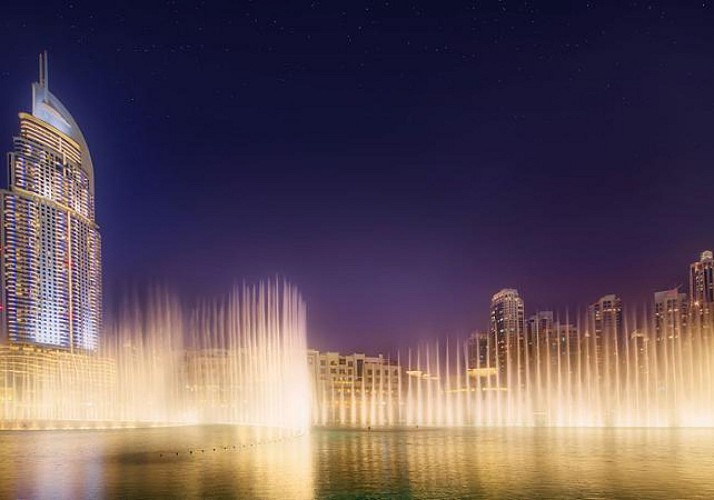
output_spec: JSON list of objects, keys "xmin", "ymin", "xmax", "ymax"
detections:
[
  {"xmin": 0, "ymin": 53, "xmax": 101, "ymax": 350},
  {"xmin": 654, "ymin": 288, "xmax": 687, "ymax": 342},
  {"xmin": 527, "ymin": 311, "xmax": 555, "ymax": 389},
  {"xmin": 690, "ymin": 250, "xmax": 714, "ymax": 332},
  {"xmin": 489, "ymin": 288, "xmax": 525, "ymax": 387},
  {"xmin": 555, "ymin": 321, "xmax": 579, "ymax": 368},
  {"xmin": 527, "ymin": 310, "xmax": 555, "ymax": 358},
  {"xmin": 466, "ymin": 331, "xmax": 498, "ymax": 388},
  {"xmin": 467, "ymin": 331, "xmax": 490, "ymax": 369},
  {"xmin": 0, "ymin": 343, "xmax": 116, "ymax": 427},
  {"xmin": 587, "ymin": 294, "xmax": 622, "ymax": 383},
  {"xmin": 629, "ymin": 329, "xmax": 649, "ymax": 380},
  {"xmin": 307, "ymin": 350, "xmax": 401, "ymax": 426}
]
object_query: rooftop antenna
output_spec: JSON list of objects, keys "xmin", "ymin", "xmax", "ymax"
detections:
[{"xmin": 38, "ymin": 50, "xmax": 48, "ymax": 88}]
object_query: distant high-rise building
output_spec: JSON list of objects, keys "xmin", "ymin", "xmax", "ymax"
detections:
[
  {"xmin": 527, "ymin": 310, "xmax": 555, "ymax": 355},
  {"xmin": 587, "ymin": 294, "xmax": 622, "ymax": 378},
  {"xmin": 555, "ymin": 321, "xmax": 579, "ymax": 370},
  {"xmin": 629, "ymin": 330, "xmax": 649, "ymax": 380},
  {"xmin": 527, "ymin": 311, "xmax": 556, "ymax": 383},
  {"xmin": 690, "ymin": 250, "xmax": 714, "ymax": 332},
  {"xmin": 467, "ymin": 331, "xmax": 490, "ymax": 369},
  {"xmin": 466, "ymin": 331, "xmax": 499, "ymax": 388},
  {"xmin": 654, "ymin": 288, "xmax": 688, "ymax": 342},
  {"xmin": 0, "ymin": 53, "xmax": 101, "ymax": 350},
  {"xmin": 527, "ymin": 310, "xmax": 554, "ymax": 395},
  {"xmin": 490, "ymin": 288, "xmax": 525, "ymax": 387}
]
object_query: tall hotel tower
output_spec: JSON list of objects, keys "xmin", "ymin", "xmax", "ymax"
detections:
[{"xmin": 0, "ymin": 54, "xmax": 101, "ymax": 351}]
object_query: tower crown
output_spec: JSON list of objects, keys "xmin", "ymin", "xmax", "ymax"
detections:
[{"xmin": 30, "ymin": 51, "xmax": 95, "ymax": 195}]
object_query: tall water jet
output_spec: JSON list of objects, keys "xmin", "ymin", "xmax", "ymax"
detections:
[
  {"xmin": 310, "ymin": 307, "xmax": 714, "ymax": 428},
  {"xmin": 0, "ymin": 281, "xmax": 310, "ymax": 434}
]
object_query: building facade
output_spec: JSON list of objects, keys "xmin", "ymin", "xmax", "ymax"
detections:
[
  {"xmin": 527, "ymin": 311, "xmax": 555, "ymax": 358},
  {"xmin": 555, "ymin": 321, "xmax": 580, "ymax": 370},
  {"xmin": 690, "ymin": 250, "xmax": 714, "ymax": 333},
  {"xmin": 587, "ymin": 294, "xmax": 622, "ymax": 385},
  {"xmin": 467, "ymin": 331, "xmax": 491, "ymax": 369},
  {"xmin": 307, "ymin": 350, "xmax": 401, "ymax": 426},
  {"xmin": 489, "ymin": 288, "xmax": 525, "ymax": 388},
  {"xmin": 654, "ymin": 288, "xmax": 688, "ymax": 343},
  {"xmin": 0, "ymin": 53, "xmax": 101, "ymax": 351}
]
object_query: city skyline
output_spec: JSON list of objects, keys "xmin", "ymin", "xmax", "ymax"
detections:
[
  {"xmin": 1, "ymin": 3, "xmax": 714, "ymax": 354},
  {"xmin": 3, "ymin": 4, "xmax": 714, "ymax": 499},
  {"xmin": 306, "ymin": 248, "xmax": 714, "ymax": 428},
  {"xmin": 0, "ymin": 56, "xmax": 708, "ymax": 356}
]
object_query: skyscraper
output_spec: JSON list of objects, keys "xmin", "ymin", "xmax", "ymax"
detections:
[
  {"xmin": 490, "ymin": 288, "xmax": 525, "ymax": 387},
  {"xmin": 467, "ymin": 331, "xmax": 491, "ymax": 369},
  {"xmin": 587, "ymin": 294, "xmax": 622, "ymax": 380},
  {"xmin": 690, "ymin": 250, "xmax": 714, "ymax": 332},
  {"xmin": 527, "ymin": 310, "xmax": 555, "ymax": 358},
  {"xmin": 527, "ymin": 310, "xmax": 555, "ymax": 390},
  {"xmin": 0, "ymin": 53, "xmax": 101, "ymax": 350},
  {"xmin": 654, "ymin": 288, "xmax": 687, "ymax": 342},
  {"xmin": 555, "ymin": 321, "xmax": 579, "ymax": 372}
]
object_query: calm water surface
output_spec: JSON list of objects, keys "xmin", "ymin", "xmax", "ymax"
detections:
[{"xmin": 0, "ymin": 426, "xmax": 713, "ymax": 499}]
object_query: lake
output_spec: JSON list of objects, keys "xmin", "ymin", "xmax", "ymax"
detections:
[{"xmin": 1, "ymin": 426, "xmax": 713, "ymax": 498}]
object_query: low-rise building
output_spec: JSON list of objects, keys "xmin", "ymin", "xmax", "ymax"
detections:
[{"xmin": 307, "ymin": 350, "xmax": 401, "ymax": 426}]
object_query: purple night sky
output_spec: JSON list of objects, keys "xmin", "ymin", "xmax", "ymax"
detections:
[{"xmin": 1, "ymin": 1, "xmax": 713, "ymax": 353}]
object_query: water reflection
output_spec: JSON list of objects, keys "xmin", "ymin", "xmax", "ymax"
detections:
[
  {"xmin": 311, "ymin": 428, "xmax": 714, "ymax": 499},
  {"xmin": 2, "ymin": 426, "xmax": 714, "ymax": 498},
  {"xmin": 0, "ymin": 426, "xmax": 313, "ymax": 499}
]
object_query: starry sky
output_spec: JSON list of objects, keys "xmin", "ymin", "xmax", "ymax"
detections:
[{"xmin": 1, "ymin": 1, "xmax": 714, "ymax": 353}]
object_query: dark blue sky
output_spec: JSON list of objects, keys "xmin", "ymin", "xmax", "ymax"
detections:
[{"xmin": 1, "ymin": 1, "xmax": 713, "ymax": 353}]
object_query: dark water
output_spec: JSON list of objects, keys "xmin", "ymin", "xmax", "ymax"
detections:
[{"xmin": 1, "ymin": 426, "xmax": 713, "ymax": 499}]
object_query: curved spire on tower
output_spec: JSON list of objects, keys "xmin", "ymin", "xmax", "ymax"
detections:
[{"xmin": 30, "ymin": 51, "xmax": 95, "ymax": 195}]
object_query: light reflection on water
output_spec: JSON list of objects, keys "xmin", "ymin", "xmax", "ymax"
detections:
[
  {"xmin": 0, "ymin": 426, "xmax": 313, "ymax": 499},
  {"xmin": 1, "ymin": 426, "xmax": 714, "ymax": 499}
]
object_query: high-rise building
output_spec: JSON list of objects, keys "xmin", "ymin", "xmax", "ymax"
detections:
[
  {"xmin": 555, "ymin": 321, "xmax": 579, "ymax": 370},
  {"xmin": 467, "ymin": 331, "xmax": 490, "ymax": 369},
  {"xmin": 527, "ymin": 310, "xmax": 555, "ymax": 356},
  {"xmin": 0, "ymin": 53, "xmax": 101, "ymax": 350},
  {"xmin": 654, "ymin": 288, "xmax": 687, "ymax": 342},
  {"xmin": 690, "ymin": 250, "xmax": 714, "ymax": 332},
  {"xmin": 490, "ymin": 288, "xmax": 525, "ymax": 387},
  {"xmin": 527, "ymin": 311, "xmax": 556, "ymax": 386},
  {"xmin": 587, "ymin": 294, "xmax": 622, "ymax": 379},
  {"xmin": 629, "ymin": 329, "xmax": 649, "ymax": 379}
]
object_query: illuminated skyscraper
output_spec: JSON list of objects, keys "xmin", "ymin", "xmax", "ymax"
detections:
[
  {"xmin": 527, "ymin": 310, "xmax": 555, "ymax": 357},
  {"xmin": 587, "ymin": 294, "xmax": 622, "ymax": 381},
  {"xmin": 690, "ymin": 250, "xmax": 714, "ymax": 331},
  {"xmin": 0, "ymin": 53, "xmax": 101, "ymax": 350},
  {"xmin": 654, "ymin": 288, "xmax": 687, "ymax": 342},
  {"xmin": 490, "ymin": 288, "xmax": 525, "ymax": 387}
]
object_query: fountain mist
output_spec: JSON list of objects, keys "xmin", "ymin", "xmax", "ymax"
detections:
[
  {"xmin": 312, "ymin": 311, "xmax": 714, "ymax": 427},
  {"xmin": 0, "ymin": 281, "xmax": 310, "ymax": 433}
]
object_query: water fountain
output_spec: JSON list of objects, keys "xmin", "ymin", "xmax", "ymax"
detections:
[
  {"xmin": 313, "ymin": 309, "xmax": 714, "ymax": 427},
  {"xmin": 0, "ymin": 281, "xmax": 310, "ymax": 433}
]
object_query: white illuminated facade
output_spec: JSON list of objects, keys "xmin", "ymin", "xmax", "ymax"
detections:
[
  {"xmin": 307, "ymin": 350, "xmax": 402, "ymax": 426},
  {"xmin": 0, "ymin": 53, "xmax": 101, "ymax": 351}
]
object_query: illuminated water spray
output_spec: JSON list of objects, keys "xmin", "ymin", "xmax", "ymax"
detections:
[
  {"xmin": 0, "ymin": 281, "xmax": 310, "ymax": 433},
  {"xmin": 313, "ymin": 309, "xmax": 714, "ymax": 428}
]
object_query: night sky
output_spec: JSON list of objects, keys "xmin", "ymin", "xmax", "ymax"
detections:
[{"xmin": 1, "ymin": 1, "xmax": 713, "ymax": 353}]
